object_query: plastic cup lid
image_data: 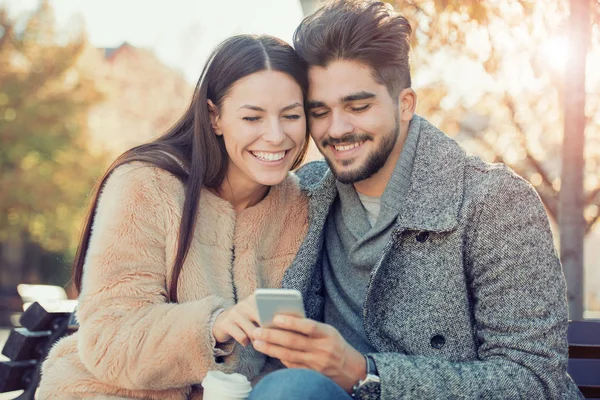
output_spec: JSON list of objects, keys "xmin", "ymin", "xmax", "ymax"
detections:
[{"xmin": 202, "ymin": 370, "xmax": 252, "ymax": 395}]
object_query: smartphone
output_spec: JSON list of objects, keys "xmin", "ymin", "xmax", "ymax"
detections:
[{"xmin": 254, "ymin": 288, "xmax": 306, "ymax": 328}]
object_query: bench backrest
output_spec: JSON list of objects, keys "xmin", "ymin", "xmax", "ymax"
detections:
[
  {"xmin": 0, "ymin": 302, "xmax": 78, "ymax": 399},
  {"xmin": 568, "ymin": 320, "xmax": 600, "ymax": 399}
]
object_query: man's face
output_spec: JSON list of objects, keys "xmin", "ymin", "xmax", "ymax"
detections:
[{"xmin": 307, "ymin": 60, "xmax": 403, "ymax": 184}]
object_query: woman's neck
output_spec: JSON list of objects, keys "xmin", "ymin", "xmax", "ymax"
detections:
[{"xmin": 215, "ymin": 175, "xmax": 270, "ymax": 214}]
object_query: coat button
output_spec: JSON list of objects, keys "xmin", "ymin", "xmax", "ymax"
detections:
[
  {"xmin": 416, "ymin": 231, "xmax": 429, "ymax": 243},
  {"xmin": 431, "ymin": 334, "xmax": 445, "ymax": 349}
]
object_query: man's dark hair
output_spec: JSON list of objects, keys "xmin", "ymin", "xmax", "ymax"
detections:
[{"xmin": 293, "ymin": 0, "xmax": 412, "ymax": 98}]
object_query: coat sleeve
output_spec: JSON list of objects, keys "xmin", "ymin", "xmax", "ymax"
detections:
[
  {"xmin": 75, "ymin": 163, "xmax": 236, "ymax": 391},
  {"xmin": 369, "ymin": 172, "xmax": 582, "ymax": 399}
]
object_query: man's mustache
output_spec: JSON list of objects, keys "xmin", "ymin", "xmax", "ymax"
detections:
[{"xmin": 321, "ymin": 133, "xmax": 373, "ymax": 147}]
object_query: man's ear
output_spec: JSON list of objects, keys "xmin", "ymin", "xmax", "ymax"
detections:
[
  {"xmin": 397, "ymin": 88, "xmax": 417, "ymax": 122},
  {"xmin": 207, "ymin": 99, "xmax": 222, "ymax": 136}
]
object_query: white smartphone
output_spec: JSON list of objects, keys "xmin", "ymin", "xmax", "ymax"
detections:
[{"xmin": 254, "ymin": 288, "xmax": 306, "ymax": 328}]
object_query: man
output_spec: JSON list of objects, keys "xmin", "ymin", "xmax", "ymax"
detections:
[{"xmin": 248, "ymin": 1, "xmax": 582, "ymax": 399}]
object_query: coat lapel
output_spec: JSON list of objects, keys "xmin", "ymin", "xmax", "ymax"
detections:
[
  {"xmin": 394, "ymin": 116, "xmax": 466, "ymax": 233},
  {"xmin": 282, "ymin": 169, "xmax": 337, "ymax": 320}
]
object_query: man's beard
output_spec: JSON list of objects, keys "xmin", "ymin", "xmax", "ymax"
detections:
[{"xmin": 321, "ymin": 116, "xmax": 400, "ymax": 184}]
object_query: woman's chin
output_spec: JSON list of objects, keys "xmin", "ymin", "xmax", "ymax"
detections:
[{"xmin": 251, "ymin": 171, "xmax": 290, "ymax": 187}]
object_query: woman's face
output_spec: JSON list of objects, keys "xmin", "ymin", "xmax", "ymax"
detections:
[{"xmin": 211, "ymin": 70, "xmax": 306, "ymax": 189}]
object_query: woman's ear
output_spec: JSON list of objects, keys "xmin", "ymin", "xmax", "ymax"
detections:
[{"xmin": 207, "ymin": 99, "xmax": 222, "ymax": 136}]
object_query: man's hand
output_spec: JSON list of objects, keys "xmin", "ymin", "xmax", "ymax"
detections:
[
  {"xmin": 213, "ymin": 295, "xmax": 259, "ymax": 347},
  {"xmin": 251, "ymin": 315, "xmax": 366, "ymax": 392}
]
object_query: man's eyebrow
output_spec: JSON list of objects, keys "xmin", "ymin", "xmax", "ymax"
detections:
[
  {"xmin": 306, "ymin": 92, "xmax": 375, "ymax": 109},
  {"xmin": 306, "ymin": 101, "xmax": 326, "ymax": 110},
  {"xmin": 281, "ymin": 102, "xmax": 303, "ymax": 112},
  {"xmin": 341, "ymin": 91, "xmax": 376, "ymax": 102},
  {"xmin": 238, "ymin": 105, "xmax": 265, "ymax": 112}
]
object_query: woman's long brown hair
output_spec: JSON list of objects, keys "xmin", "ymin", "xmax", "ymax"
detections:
[{"xmin": 72, "ymin": 35, "xmax": 309, "ymax": 302}]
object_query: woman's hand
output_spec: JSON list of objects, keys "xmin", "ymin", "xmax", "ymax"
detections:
[{"xmin": 212, "ymin": 294, "xmax": 260, "ymax": 346}]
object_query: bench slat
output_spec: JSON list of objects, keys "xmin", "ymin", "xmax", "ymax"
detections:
[
  {"xmin": 0, "ymin": 360, "xmax": 36, "ymax": 393},
  {"xmin": 2, "ymin": 328, "xmax": 52, "ymax": 362},
  {"xmin": 19, "ymin": 302, "xmax": 71, "ymax": 332},
  {"xmin": 568, "ymin": 358, "xmax": 600, "ymax": 398},
  {"xmin": 568, "ymin": 321, "xmax": 600, "ymax": 347},
  {"xmin": 570, "ymin": 344, "xmax": 600, "ymax": 359}
]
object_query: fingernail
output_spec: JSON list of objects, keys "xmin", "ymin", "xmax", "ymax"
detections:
[
  {"xmin": 274, "ymin": 315, "xmax": 286, "ymax": 325},
  {"xmin": 254, "ymin": 340, "xmax": 264, "ymax": 348}
]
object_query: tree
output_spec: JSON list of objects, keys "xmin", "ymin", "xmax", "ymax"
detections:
[
  {"xmin": 390, "ymin": 0, "xmax": 600, "ymax": 318},
  {"xmin": 0, "ymin": 1, "xmax": 107, "ymax": 289},
  {"xmin": 560, "ymin": 0, "xmax": 591, "ymax": 319}
]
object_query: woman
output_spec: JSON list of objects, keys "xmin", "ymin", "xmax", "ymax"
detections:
[{"xmin": 37, "ymin": 34, "xmax": 310, "ymax": 399}]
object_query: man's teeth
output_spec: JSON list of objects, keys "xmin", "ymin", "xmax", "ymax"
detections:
[
  {"xmin": 334, "ymin": 141, "xmax": 364, "ymax": 152},
  {"xmin": 251, "ymin": 151, "xmax": 286, "ymax": 161}
]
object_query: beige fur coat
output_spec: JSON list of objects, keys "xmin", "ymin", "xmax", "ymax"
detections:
[{"xmin": 37, "ymin": 163, "xmax": 308, "ymax": 399}]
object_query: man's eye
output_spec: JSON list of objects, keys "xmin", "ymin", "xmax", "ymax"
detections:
[
  {"xmin": 243, "ymin": 116, "xmax": 261, "ymax": 122},
  {"xmin": 283, "ymin": 114, "xmax": 301, "ymax": 120},
  {"xmin": 351, "ymin": 104, "xmax": 370, "ymax": 112},
  {"xmin": 310, "ymin": 111, "xmax": 329, "ymax": 118}
]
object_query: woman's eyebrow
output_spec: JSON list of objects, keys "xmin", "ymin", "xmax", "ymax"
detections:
[
  {"xmin": 281, "ymin": 102, "xmax": 303, "ymax": 112},
  {"xmin": 238, "ymin": 104, "xmax": 265, "ymax": 111}
]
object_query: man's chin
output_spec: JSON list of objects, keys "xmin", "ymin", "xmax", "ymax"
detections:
[{"xmin": 329, "ymin": 164, "xmax": 373, "ymax": 184}]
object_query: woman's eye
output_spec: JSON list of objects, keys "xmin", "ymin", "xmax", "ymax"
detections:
[
  {"xmin": 351, "ymin": 104, "xmax": 370, "ymax": 112},
  {"xmin": 283, "ymin": 114, "xmax": 301, "ymax": 120},
  {"xmin": 243, "ymin": 116, "xmax": 261, "ymax": 122}
]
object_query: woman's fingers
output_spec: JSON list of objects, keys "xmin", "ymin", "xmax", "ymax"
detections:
[
  {"xmin": 213, "ymin": 310, "xmax": 233, "ymax": 343},
  {"xmin": 237, "ymin": 318, "xmax": 259, "ymax": 344},
  {"xmin": 226, "ymin": 323, "xmax": 251, "ymax": 347},
  {"xmin": 239, "ymin": 295, "xmax": 260, "ymax": 324},
  {"xmin": 215, "ymin": 295, "xmax": 261, "ymax": 347},
  {"xmin": 223, "ymin": 307, "xmax": 258, "ymax": 346}
]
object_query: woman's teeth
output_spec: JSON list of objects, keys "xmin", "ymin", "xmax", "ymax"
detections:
[
  {"xmin": 251, "ymin": 151, "xmax": 286, "ymax": 161},
  {"xmin": 334, "ymin": 141, "xmax": 364, "ymax": 152}
]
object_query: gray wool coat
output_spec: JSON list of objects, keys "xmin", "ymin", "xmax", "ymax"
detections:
[{"xmin": 282, "ymin": 116, "xmax": 582, "ymax": 399}]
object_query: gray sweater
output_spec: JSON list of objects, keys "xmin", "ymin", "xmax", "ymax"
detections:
[{"xmin": 323, "ymin": 126, "xmax": 420, "ymax": 354}]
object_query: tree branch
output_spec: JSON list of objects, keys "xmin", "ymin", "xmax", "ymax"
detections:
[
  {"xmin": 0, "ymin": 9, "xmax": 14, "ymax": 52},
  {"xmin": 504, "ymin": 95, "xmax": 557, "ymax": 195},
  {"xmin": 586, "ymin": 209, "xmax": 600, "ymax": 234},
  {"xmin": 587, "ymin": 186, "xmax": 600, "ymax": 205}
]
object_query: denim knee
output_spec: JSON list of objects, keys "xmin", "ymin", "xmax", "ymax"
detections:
[{"xmin": 248, "ymin": 368, "xmax": 351, "ymax": 400}]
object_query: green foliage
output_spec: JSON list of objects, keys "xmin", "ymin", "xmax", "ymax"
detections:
[{"xmin": 0, "ymin": 1, "xmax": 107, "ymax": 258}]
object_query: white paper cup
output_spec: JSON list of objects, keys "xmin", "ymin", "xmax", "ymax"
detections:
[{"xmin": 202, "ymin": 370, "xmax": 252, "ymax": 400}]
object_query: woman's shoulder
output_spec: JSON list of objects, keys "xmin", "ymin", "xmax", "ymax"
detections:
[{"xmin": 105, "ymin": 162, "xmax": 185, "ymax": 197}]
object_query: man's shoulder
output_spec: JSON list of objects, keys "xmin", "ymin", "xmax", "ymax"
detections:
[
  {"xmin": 295, "ymin": 160, "xmax": 330, "ymax": 190},
  {"xmin": 463, "ymin": 155, "xmax": 539, "ymax": 205}
]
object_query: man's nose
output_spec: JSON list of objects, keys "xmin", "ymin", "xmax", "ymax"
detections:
[{"xmin": 328, "ymin": 110, "xmax": 354, "ymax": 139}]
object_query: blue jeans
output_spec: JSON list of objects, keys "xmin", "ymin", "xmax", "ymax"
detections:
[{"xmin": 248, "ymin": 368, "xmax": 353, "ymax": 400}]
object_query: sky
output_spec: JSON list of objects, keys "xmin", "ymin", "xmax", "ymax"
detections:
[{"xmin": 1, "ymin": 0, "xmax": 306, "ymax": 84}]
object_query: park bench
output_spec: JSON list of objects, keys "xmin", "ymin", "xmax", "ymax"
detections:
[
  {"xmin": 568, "ymin": 320, "xmax": 600, "ymax": 398},
  {"xmin": 0, "ymin": 301, "xmax": 78, "ymax": 399},
  {"xmin": 0, "ymin": 303, "xmax": 599, "ymax": 399}
]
